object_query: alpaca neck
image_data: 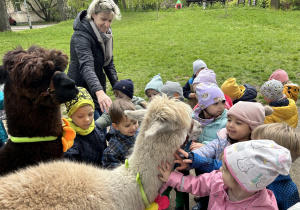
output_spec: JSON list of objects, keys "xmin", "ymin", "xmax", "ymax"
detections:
[{"xmin": 128, "ymin": 129, "xmax": 188, "ymax": 202}]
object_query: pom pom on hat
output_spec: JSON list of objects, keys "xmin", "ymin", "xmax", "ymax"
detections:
[
  {"xmin": 161, "ymin": 81, "xmax": 184, "ymax": 101},
  {"xmin": 227, "ymin": 101, "xmax": 272, "ymax": 131},
  {"xmin": 221, "ymin": 78, "xmax": 245, "ymax": 99},
  {"xmin": 193, "ymin": 69, "xmax": 217, "ymax": 85},
  {"xmin": 224, "ymin": 140, "xmax": 292, "ymax": 192},
  {"xmin": 193, "ymin": 60, "xmax": 207, "ymax": 75},
  {"xmin": 268, "ymin": 69, "xmax": 289, "ymax": 83},
  {"xmin": 261, "ymin": 79, "xmax": 284, "ymax": 101},
  {"xmin": 113, "ymin": 79, "xmax": 134, "ymax": 99},
  {"xmin": 145, "ymin": 74, "xmax": 163, "ymax": 94},
  {"xmin": 65, "ymin": 87, "xmax": 95, "ymax": 117}
]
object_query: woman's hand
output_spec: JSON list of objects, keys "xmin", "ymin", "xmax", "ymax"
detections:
[
  {"xmin": 190, "ymin": 142, "xmax": 204, "ymax": 151},
  {"xmin": 174, "ymin": 148, "xmax": 193, "ymax": 170},
  {"xmin": 96, "ymin": 90, "xmax": 112, "ymax": 113},
  {"xmin": 158, "ymin": 161, "xmax": 171, "ymax": 183}
]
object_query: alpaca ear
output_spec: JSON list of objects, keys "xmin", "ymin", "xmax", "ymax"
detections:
[
  {"xmin": 0, "ymin": 66, "xmax": 8, "ymax": 84},
  {"xmin": 144, "ymin": 120, "xmax": 168, "ymax": 138},
  {"xmin": 124, "ymin": 109, "xmax": 147, "ymax": 121}
]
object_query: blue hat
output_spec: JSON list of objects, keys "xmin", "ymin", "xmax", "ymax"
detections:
[
  {"xmin": 145, "ymin": 74, "xmax": 163, "ymax": 94},
  {"xmin": 113, "ymin": 79, "xmax": 134, "ymax": 99}
]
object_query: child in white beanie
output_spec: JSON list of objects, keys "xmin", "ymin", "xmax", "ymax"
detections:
[
  {"xmin": 158, "ymin": 140, "xmax": 291, "ymax": 210},
  {"xmin": 183, "ymin": 59, "xmax": 207, "ymax": 108},
  {"xmin": 145, "ymin": 74, "xmax": 163, "ymax": 102},
  {"xmin": 261, "ymin": 79, "xmax": 298, "ymax": 128}
]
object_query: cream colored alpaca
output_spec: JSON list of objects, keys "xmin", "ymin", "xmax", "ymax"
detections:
[{"xmin": 0, "ymin": 96, "xmax": 202, "ymax": 210}]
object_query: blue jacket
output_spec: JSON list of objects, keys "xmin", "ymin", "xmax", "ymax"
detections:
[
  {"xmin": 233, "ymin": 84, "xmax": 257, "ymax": 104},
  {"xmin": 192, "ymin": 109, "xmax": 227, "ymax": 145},
  {"xmin": 0, "ymin": 91, "xmax": 7, "ymax": 144},
  {"xmin": 64, "ymin": 124, "xmax": 106, "ymax": 165},
  {"xmin": 183, "ymin": 75, "xmax": 196, "ymax": 99},
  {"xmin": 101, "ymin": 127, "xmax": 138, "ymax": 169}
]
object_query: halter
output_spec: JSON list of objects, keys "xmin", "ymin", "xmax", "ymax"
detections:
[
  {"xmin": 180, "ymin": 119, "xmax": 195, "ymax": 149},
  {"xmin": 39, "ymin": 78, "xmax": 55, "ymax": 97}
]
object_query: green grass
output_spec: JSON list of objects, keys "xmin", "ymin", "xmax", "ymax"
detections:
[{"xmin": 1, "ymin": 7, "xmax": 300, "ymax": 100}]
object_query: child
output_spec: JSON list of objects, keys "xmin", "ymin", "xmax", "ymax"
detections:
[
  {"xmin": 64, "ymin": 87, "xmax": 107, "ymax": 165},
  {"xmin": 161, "ymin": 81, "xmax": 184, "ymax": 101},
  {"xmin": 145, "ymin": 74, "xmax": 163, "ymax": 102},
  {"xmin": 261, "ymin": 79, "xmax": 298, "ymax": 128},
  {"xmin": 221, "ymin": 78, "xmax": 257, "ymax": 104},
  {"xmin": 101, "ymin": 99, "xmax": 139, "ymax": 169},
  {"xmin": 96, "ymin": 79, "xmax": 147, "ymax": 128},
  {"xmin": 268, "ymin": 69, "xmax": 299, "ymax": 102},
  {"xmin": 183, "ymin": 59, "xmax": 207, "ymax": 108},
  {"xmin": 0, "ymin": 85, "xmax": 7, "ymax": 149},
  {"xmin": 158, "ymin": 140, "xmax": 292, "ymax": 210},
  {"xmin": 190, "ymin": 82, "xmax": 227, "ymax": 149},
  {"xmin": 192, "ymin": 69, "xmax": 233, "ymax": 110},
  {"xmin": 252, "ymin": 123, "xmax": 300, "ymax": 210}
]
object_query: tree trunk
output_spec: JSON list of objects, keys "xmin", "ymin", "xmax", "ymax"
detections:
[
  {"xmin": 122, "ymin": 0, "xmax": 127, "ymax": 11},
  {"xmin": 0, "ymin": 0, "xmax": 11, "ymax": 32},
  {"xmin": 271, "ymin": 0, "xmax": 279, "ymax": 8},
  {"xmin": 57, "ymin": 0, "xmax": 66, "ymax": 21}
]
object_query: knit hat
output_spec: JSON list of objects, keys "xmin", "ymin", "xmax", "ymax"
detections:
[
  {"xmin": 113, "ymin": 79, "xmax": 134, "ymax": 99},
  {"xmin": 193, "ymin": 60, "xmax": 207, "ymax": 75},
  {"xmin": 193, "ymin": 69, "xmax": 217, "ymax": 85},
  {"xmin": 221, "ymin": 78, "xmax": 246, "ymax": 99},
  {"xmin": 145, "ymin": 74, "xmax": 163, "ymax": 94},
  {"xmin": 268, "ymin": 69, "xmax": 289, "ymax": 83},
  {"xmin": 161, "ymin": 81, "xmax": 184, "ymax": 101},
  {"xmin": 65, "ymin": 87, "xmax": 95, "ymax": 117},
  {"xmin": 196, "ymin": 83, "xmax": 225, "ymax": 111},
  {"xmin": 224, "ymin": 140, "xmax": 291, "ymax": 192},
  {"xmin": 227, "ymin": 101, "xmax": 266, "ymax": 131},
  {"xmin": 261, "ymin": 79, "xmax": 284, "ymax": 101}
]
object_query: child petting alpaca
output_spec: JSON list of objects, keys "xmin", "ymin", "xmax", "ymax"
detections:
[
  {"xmin": 252, "ymin": 123, "xmax": 300, "ymax": 210},
  {"xmin": 158, "ymin": 140, "xmax": 292, "ymax": 210},
  {"xmin": 145, "ymin": 74, "xmax": 163, "ymax": 102},
  {"xmin": 268, "ymin": 69, "xmax": 299, "ymax": 102},
  {"xmin": 64, "ymin": 87, "xmax": 107, "ymax": 165},
  {"xmin": 183, "ymin": 59, "xmax": 207, "ymax": 108},
  {"xmin": 221, "ymin": 78, "xmax": 257, "ymax": 104},
  {"xmin": 101, "ymin": 99, "xmax": 139, "ymax": 169},
  {"xmin": 261, "ymin": 79, "xmax": 298, "ymax": 128},
  {"xmin": 95, "ymin": 79, "xmax": 147, "ymax": 128}
]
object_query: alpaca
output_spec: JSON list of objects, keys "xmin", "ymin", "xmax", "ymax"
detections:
[
  {"xmin": 0, "ymin": 95, "xmax": 202, "ymax": 210},
  {"xmin": 0, "ymin": 45, "xmax": 79, "ymax": 176}
]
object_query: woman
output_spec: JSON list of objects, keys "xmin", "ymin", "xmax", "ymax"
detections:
[{"xmin": 68, "ymin": 0, "xmax": 121, "ymax": 119}]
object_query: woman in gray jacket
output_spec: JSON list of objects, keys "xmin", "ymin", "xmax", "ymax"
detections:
[{"xmin": 68, "ymin": 0, "xmax": 121, "ymax": 119}]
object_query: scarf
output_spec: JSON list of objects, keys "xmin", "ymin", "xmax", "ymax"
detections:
[
  {"xmin": 90, "ymin": 20, "xmax": 113, "ymax": 67},
  {"xmin": 193, "ymin": 107, "xmax": 222, "ymax": 126},
  {"xmin": 67, "ymin": 118, "xmax": 95, "ymax": 136}
]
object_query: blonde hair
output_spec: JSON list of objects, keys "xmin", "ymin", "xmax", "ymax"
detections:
[
  {"xmin": 252, "ymin": 123, "xmax": 300, "ymax": 162},
  {"xmin": 87, "ymin": 0, "xmax": 121, "ymax": 21}
]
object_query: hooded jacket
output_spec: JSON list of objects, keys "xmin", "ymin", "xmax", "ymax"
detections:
[
  {"xmin": 68, "ymin": 10, "xmax": 118, "ymax": 109},
  {"xmin": 264, "ymin": 98, "xmax": 298, "ymax": 128},
  {"xmin": 233, "ymin": 84, "xmax": 257, "ymax": 104}
]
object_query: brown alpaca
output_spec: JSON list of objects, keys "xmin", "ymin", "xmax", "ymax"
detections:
[{"xmin": 0, "ymin": 45, "xmax": 78, "ymax": 176}]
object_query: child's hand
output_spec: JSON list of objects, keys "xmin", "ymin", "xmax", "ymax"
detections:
[
  {"xmin": 190, "ymin": 142, "xmax": 204, "ymax": 151},
  {"xmin": 158, "ymin": 161, "xmax": 171, "ymax": 183},
  {"xmin": 174, "ymin": 148, "xmax": 193, "ymax": 170},
  {"xmin": 189, "ymin": 93, "xmax": 196, "ymax": 98}
]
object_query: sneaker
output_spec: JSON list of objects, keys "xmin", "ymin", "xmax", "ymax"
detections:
[{"xmin": 191, "ymin": 203, "xmax": 202, "ymax": 210}]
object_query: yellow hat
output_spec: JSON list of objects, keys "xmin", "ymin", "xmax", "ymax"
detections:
[
  {"xmin": 65, "ymin": 87, "xmax": 95, "ymax": 117},
  {"xmin": 221, "ymin": 78, "xmax": 245, "ymax": 99}
]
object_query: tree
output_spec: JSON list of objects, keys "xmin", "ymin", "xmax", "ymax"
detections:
[
  {"xmin": 57, "ymin": 0, "xmax": 66, "ymax": 21},
  {"xmin": 0, "ymin": 0, "xmax": 11, "ymax": 32},
  {"xmin": 26, "ymin": 0, "xmax": 58, "ymax": 21},
  {"xmin": 270, "ymin": 0, "xmax": 280, "ymax": 8}
]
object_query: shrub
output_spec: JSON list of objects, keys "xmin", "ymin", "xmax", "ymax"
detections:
[{"xmin": 160, "ymin": 0, "xmax": 176, "ymax": 9}]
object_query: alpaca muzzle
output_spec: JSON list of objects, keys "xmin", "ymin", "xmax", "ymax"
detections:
[{"xmin": 180, "ymin": 119, "xmax": 195, "ymax": 149}]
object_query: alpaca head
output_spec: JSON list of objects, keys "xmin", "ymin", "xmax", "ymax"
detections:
[
  {"xmin": 0, "ymin": 45, "xmax": 78, "ymax": 107},
  {"xmin": 125, "ymin": 95, "xmax": 202, "ymax": 148}
]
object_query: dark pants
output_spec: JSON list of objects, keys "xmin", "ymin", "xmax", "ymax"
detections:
[{"xmin": 195, "ymin": 168, "xmax": 209, "ymax": 210}]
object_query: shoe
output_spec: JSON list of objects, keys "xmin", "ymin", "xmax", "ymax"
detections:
[
  {"xmin": 194, "ymin": 196, "xmax": 201, "ymax": 202},
  {"xmin": 191, "ymin": 203, "xmax": 202, "ymax": 210},
  {"xmin": 175, "ymin": 207, "xmax": 184, "ymax": 210}
]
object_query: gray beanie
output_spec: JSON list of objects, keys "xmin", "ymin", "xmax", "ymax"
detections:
[
  {"xmin": 193, "ymin": 59, "xmax": 207, "ymax": 75},
  {"xmin": 161, "ymin": 81, "xmax": 184, "ymax": 101},
  {"xmin": 261, "ymin": 79, "xmax": 284, "ymax": 101}
]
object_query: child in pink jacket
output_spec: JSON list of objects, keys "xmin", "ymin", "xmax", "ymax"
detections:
[{"xmin": 158, "ymin": 140, "xmax": 292, "ymax": 210}]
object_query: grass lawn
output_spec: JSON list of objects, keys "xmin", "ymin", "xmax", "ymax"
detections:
[{"xmin": 0, "ymin": 7, "xmax": 299, "ymax": 101}]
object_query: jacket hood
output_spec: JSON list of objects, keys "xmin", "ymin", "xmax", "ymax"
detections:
[
  {"xmin": 73, "ymin": 10, "xmax": 97, "ymax": 40},
  {"xmin": 271, "ymin": 98, "xmax": 297, "ymax": 119}
]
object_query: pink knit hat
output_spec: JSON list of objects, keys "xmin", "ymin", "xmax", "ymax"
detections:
[
  {"xmin": 268, "ymin": 69, "xmax": 289, "ymax": 83},
  {"xmin": 227, "ymin": 101, "xmax": 265, "ymax": 131}
]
